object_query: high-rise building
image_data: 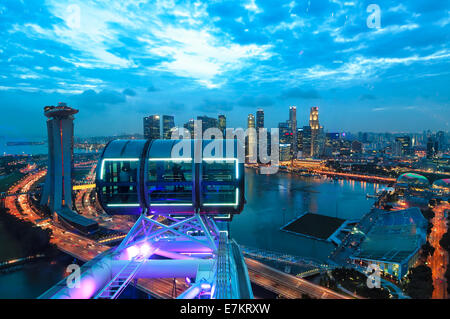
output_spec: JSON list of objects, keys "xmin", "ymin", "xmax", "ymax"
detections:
[
  {"xmin": 247, "ymin": 114, "xmax": 257, "ymax": 163},
  {"xmin": 41, "ymin": 103, "xmax": 78, "ymax": 213},
  {"xmin": 395, "ymin": 136, "xmax": 412, "ymax": 156},
  {"xmin": 197, "ymin": 115, "xmax": 219, "ymax": 133},
  {"xmin": 309, "ymin": 107, "xmax": 321, "ymax": 157},
  {"xmin": 218, "ymin": 115, "xmax": 226, "ymax": 136},
  {"xmin": 278, "ymin": 122, "xmax": 292, "ymax": 144},
  {"xmin": 309, "ymin": 106, "xmax": 319, "ymax": 130},
  {"xmin": 288, "ymin": 106, "xmax": 297, "ymax": 157},
  {"xmin": 297, "ymin": 128, "xmax": 304, "ymax": 156},
  {"xmin": 143, "ymin": 115, "xmax": 160, "ymax": 140},
  {"xmin": 256, "ymin": 109, "xmax": 264, "ymax": 131},
  {"xmin": 162, "ymin": 115, "xmax": 175, "ymax": 140},
  {"xmin": 183, "ymin": 119, "xmax": 195, "ymax": 138},
  {"xmin": 302, "ymin": 126, "xmax": 312, "ymax": 158}
]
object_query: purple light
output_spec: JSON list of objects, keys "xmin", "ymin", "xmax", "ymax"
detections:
[
  {"xmin": 140, "ymin": 243, "xmax": 151, "ymax": 255},
  {"xmin": 185, "ymin": 277, "xmax": 191, "ymax": 285},
  {"xmin": 127, "ymin": 245, "xmax": 139, "ymax": 260},
  {"xmin": 200, "ymin": 283, "xmax": 211, "ymax": 290}
]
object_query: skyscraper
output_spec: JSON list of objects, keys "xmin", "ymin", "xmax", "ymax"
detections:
[
  {"xmin": 162, "ymin": 115, "xmax": 175, "ymax": 139},
  {"xmin": 309, "ymin": 107, "xmax": 320, "ymax": 157},
  {"xmin": 395, "ymin": 136, "xmax": 412, "ymax": 156},
  {"xmin": 41, "ymin": 103, "xmax": 78, "ymax": 213},
  {"xmin": 184, "ymin": 119, "xmax": 195, "ymax": 138},
  {"xmin": 256, "ymin": 109, "xmax": 264, "ymax": 131},
  {"xmin": 247, "ymin": 114, "xmax": 257, "ymax": 163},
  {"xmin": 197, "ymin": 115, "xmax": 219, "ymax": 133},
  {"xmin": 143, "ymin": 115, "xmax": 161, "ymax": 140},
  {"xmin": 302, "ymin": 126, "xmax": 312, "ymax": 158},
  {"xmin": 289, "ymin": 106, "xmax": 298, "ymax": 157}
]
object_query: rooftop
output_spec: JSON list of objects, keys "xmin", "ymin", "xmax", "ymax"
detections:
[{"xmin": 351, "ymin": 207, "xmax": 427, "ymax": 264}]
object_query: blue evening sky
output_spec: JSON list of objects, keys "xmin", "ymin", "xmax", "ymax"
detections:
[{"xmin": 0, "ymin": 0, "xmax": 449, "ymax": 138}]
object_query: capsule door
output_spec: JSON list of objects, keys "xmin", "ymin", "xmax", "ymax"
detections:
[{"xmin": 144, "ymin": 140, "xmax": 195, "ymax": 215}]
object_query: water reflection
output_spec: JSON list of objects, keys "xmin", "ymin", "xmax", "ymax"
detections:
[{"xmin": 231, "ymin": 168, "xmax": 379, "ymax": 261}]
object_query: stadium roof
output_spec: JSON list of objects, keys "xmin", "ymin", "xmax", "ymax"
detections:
[
  {"xmin": 396, "ymin": 172, "xmax": 430, "ymax": 187},
  {"xmin": 351, "ymin": 208, "xmax": 427, "ymax": 264},
  {"xmin": 432, "ymin": 179, "xmax": 450, "ymax": 189}
]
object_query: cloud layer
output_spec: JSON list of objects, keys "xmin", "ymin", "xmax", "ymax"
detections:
[{"xmin": 0, "ymin": 0, "xmax": 449, "ymax": 136}]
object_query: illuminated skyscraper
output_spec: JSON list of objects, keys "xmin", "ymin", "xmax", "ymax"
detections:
[
  {"xmin": 162, "ymin": 115, "xmax": 175, "ymax": 139},
  {"xmin": 309, "ymin": 106, "xmax": 319, "ymax": 130},
  {"xmin": 247, "ymin": 114, "xmax": 257, "ymax": 163},
  {"xmin": 143, "ymin": 115, "xmax": 161, "ymax": 140},
  {"xmin": 309, "ymin": 107, "xmax": 321, "ymax": 157},
  {"xmin": 40, "ymin": 103, "xmax": 78, "ymax": 213}
]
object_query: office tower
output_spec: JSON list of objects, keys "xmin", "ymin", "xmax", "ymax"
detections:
[
  {"xmin": 40, "ymin": 103, "xmax": 78, "ymax": 213},
  {"xmin": 288, "ymin": 106, "xmax": 297, "ymax": 157},
  {"xmin": 143, "ymin": 115, "xmax": 160, "ymax": 140},
  {"xmin": 278, "ymin": 122, "xmax": 292, "ymax": 144},
  {"xmin": 309, "ymin": 107, "xmax": 321, "ymax": 157},
  {"xmin": 247, "ymin": 114, "xmax": 257, "ymax": 163},
  {"xmin": 297, "ymin": 128, "xmax": 304, "ymax": 157},
  {"xmin": 395, "ymin": 136, "xmax": 412, "ymax": 156},
  {"xmin": 256, "ymin": 109, "xmax": 264, "ymax": 131},
  {"xmin": 218, "ymin": 115, "xmax": 226, "ymax": 136},
  {"xmin": 278, "ymin": 122, "xmax": 292, "ymax": 161},
  {"xmin": 309, "ymin": 106, "xmax": 319, "ymax": 130},
  {"xmin": 162, "ymin": 115, "xmax": 175, "ymax": 139},
  {"xmin": 197, "ymin": 115, "xmax": 219, "ymax": 133},
  {"xmin": 302, "ymin": 126, "xmax": 312, "ymax": 157},
  {"xmin": 183, "ymin": 119, "xmax": 195, "ymax": 138}
]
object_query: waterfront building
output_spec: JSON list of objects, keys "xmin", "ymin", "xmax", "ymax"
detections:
[
  {"xmin": 41, "ymin": 103, "xmax": 78, "ymax": 213},
  {"xmin": 247, "ymin": 114, "xmax": 257, "ymax": 163},
  {"xmin": 309, "ymin": 107, "xmax": 322, "ymax": 158},
  {"xmin": 350, "ymin": 208, "xmax": 427, "ymax": 280},
  {"xmin": 279, "ymin": 144, "xmax": 292, "ymax": 162},
  {"xmin": 41, "ymin": 103, "xmax": 98, "ymax": 235}
]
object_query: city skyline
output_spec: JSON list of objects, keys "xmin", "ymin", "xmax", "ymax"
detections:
[{"xmin": 0, "ymin": 0, "xmax": 449, "ymax": 138}]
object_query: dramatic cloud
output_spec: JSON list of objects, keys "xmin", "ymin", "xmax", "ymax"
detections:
[{"xmin": 0, "ymin": 0, "xmax": 448, "ymax": 136}]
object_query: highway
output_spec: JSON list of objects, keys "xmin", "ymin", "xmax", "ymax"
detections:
[
  {"xmin": 245, "ymin": 258, "xmax": 350, "ymax": 299},
  {"xmin": 428, "ymin": 202, "xmax": 449, "ymax": 299}
]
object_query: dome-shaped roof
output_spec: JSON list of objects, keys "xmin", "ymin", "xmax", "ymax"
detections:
[
  {"xmin": 432, "ymin": 178, "xmax": 450, "ymax": 190},
  {"xmin": 397, "ymin": 173, "xmax": 430, "ymax": 187}
]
